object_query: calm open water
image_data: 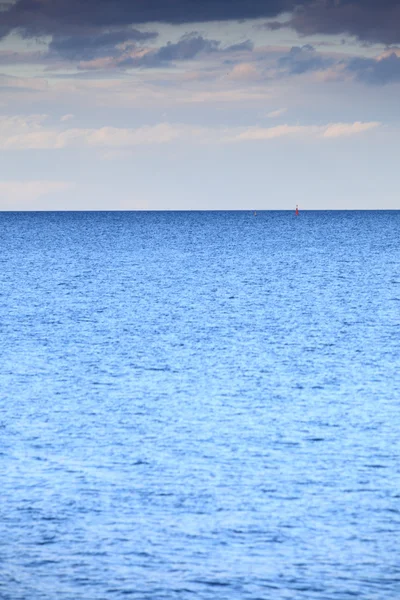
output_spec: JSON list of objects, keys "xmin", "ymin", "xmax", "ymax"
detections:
[{"xmin": 1, "ymin": 211, "xmax": 400, "ymax": 600}]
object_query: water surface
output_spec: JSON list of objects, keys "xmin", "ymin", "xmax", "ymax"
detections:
[{"xmin": 1, "ymin": 211, "xmax": 400, "ymax": 599}]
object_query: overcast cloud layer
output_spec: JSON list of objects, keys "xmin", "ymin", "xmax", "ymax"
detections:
[
  {"xmin": 0, "ymin": 1, "xmax": 399, "ymax": 209},
  {"xmin": 1, "ymin": 0, "xmax": 399, "ymax": 44}
]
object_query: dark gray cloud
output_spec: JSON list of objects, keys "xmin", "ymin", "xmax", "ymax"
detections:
[
  {"xmin": 0, "ymin": 0, "xmax": 299, "ymax": 38},
  {"xmin": 154, "ymin": 34, "xmax": 219, "ymax": 62},
  {"xmin": 269, "ymin": 0, "xmax": 400, "ymax": 46},
  {"xmin": 278, "ymin": 44, "xmax": 334, "ymax": 74},
  {"xmin": 48, "ymin": 29, "xmax": 157, "ymax": 61},
  {"xmin": 277, "ymin": 43, "xmax": 400, "ymax": 85},
  {"xmin": 1, "ymin": 1, "xmax": 399, "ymax": 50},
  {"xmin": 110, "ymin": 35, "xmax": 219, "ymax": 69},
  {"xmin": 148, "ymin": 35, "xmax": 253, "ymax": 63},
  {"xmin": 346, "ymin": 52, "xmax": 400, "ymax": 84},
  {"xmin": 116, "ymin": 34, "xmax": 252, "ymax": 69}
]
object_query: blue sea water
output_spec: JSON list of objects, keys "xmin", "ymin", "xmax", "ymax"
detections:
[{"xmin": 1, "ymin": 210, "xmax": 400, "ymax": 600}]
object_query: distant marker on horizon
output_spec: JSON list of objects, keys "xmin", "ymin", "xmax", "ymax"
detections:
[{"xmin": 295, "ymin": 204, "xmax": 299, "ymax": 216}]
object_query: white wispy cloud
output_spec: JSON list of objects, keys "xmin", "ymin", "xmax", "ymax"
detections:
[
  {"xmin": 232, "ymin": 124, "xmax": 312, "ymax": 141},
  {"xmin": 227, "ymin": 63, "xmax": 259, "ymax": 81},
  {"xmin": 0, "ymin": 115, "xmax": 382, "ymax": 151},
  {"xmin": 322, "ymin": 121, "xmax": 381, "ymax": 138},
  {"xmin": 267, "ymin": 107, "xmax": 287, "ymax": 118}
]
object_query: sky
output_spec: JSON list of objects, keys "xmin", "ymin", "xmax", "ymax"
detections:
[{"xmin": 0, "ymin": 0, "xmax": 399, "ymax": 210}]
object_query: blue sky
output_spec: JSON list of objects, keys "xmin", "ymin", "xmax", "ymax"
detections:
[{"xmin": 0, "ymin": 0, "xmax": 399, "ymax": 209}]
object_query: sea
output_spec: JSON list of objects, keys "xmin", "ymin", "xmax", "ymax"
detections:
[{"xmin": 1, "ymin": 211, "xmax": 399, "ymax": 600}]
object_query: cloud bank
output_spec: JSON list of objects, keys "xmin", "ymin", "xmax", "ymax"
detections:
[
  {"xmin": 0, "ymin": 1, "xmax": 399, "ymax": 45},
  {"xmin": 0, "ymin": 114, "xmax": 381, "ymax": 151}
]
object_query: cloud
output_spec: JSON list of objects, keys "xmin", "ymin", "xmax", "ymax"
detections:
[
  {"xmin": 77, "ymin": 33, "xmax": 253, "ymax": 70},
  {"xmin": 278, "ymin": 44, "xmax": 334, "ymax": 75},
  {"xmin": 0, "ymin": 114, "xmax": 47, "ymax": 135},
  {"xmin": 233, "ymin": 124, "xmax": 313, "ymax": 141},
  {"xmin": 0, "ymin": 116, "xmax": 194, "ymax": 149},
  {"xmin": 154, "ymin": 34, "xmax": 219, "ymax": 61},
  {"xmin": 271, "ymin": 0, "xmax": 400, "ymax": 46},
  {"xmin": 267, "ymin": 108, "xmax": 287, "ymax": 118},
  {"xmin": 229, "ymin": 121, "xmax": 380, "ymax": 142},
  {"xmin": 224, "ymin": 40, "xmax": 254, "ymax": 53},
  {"xmin": 0, "ymin": 114, "xmax": 381, "ymax": 151},
  {"xmin": 322, "ymin": 121, "xmax": 381, "ymax": 137},
  {"xmin": 227, "ymin": 63, "xmax": 258, "ymax": 80},
  {"xmin": 346, "ymin": 52, "xmax": 400, "ymax": 85},
  {"xmin": 179, "ymin": 89, "xmax": 270, "ymax": 104},
  {"xmin": 0, "ymin": 1, "xmax": 298, "ymax": 38},
  {"xmin": 1, "ymin": 1, "xmax": 399, "ymax": 46},
  {"xmin": 48, "ymin": 28, "xmax": 157, "ymax": 61},
  {"xmin": 0, "ymin": 180, "xmax": 73, "ymax": 209}
]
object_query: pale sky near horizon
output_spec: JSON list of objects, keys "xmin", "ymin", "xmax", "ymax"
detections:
[{"xmin": 0, "ymin": 0, "xmax": 399, "ymax": 210}]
